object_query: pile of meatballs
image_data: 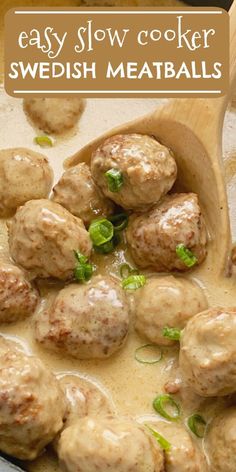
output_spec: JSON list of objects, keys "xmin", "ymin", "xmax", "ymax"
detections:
[{"xmin": 0, "ymin": 114, "xmax": 235, "ymax": 472}]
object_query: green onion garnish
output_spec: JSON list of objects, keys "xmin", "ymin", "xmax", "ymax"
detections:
[
  {"xmin": 176, "ymin": 244, "xmax": 198, "ymax": 268},
  {"xmin": 153, "ymin": 394, "xmax": 181, "ymax": 421},
  {"xmin": 34, "ymin": 135, "xmax": 53, "ymax": 147},
  {"xmin": 162, "ymin": 327, "xmax": 181, "ymax": 341},
  {"xmin": 135, "ymin": 344, "xmax": 162, "ymax": 364},
  {"xmin": 89, "ymin": 218, "xmax": 114, "ymax": 247},
  {"xmin": 187, "ymin": 414, "xmax": 206, "ymax": 438},
  {"xmin": 120, "ymin": 263, "xmax": 139, "ymax": 279},
  {"xmin": 105, "ymin": 168, "xmax": 123, "ymax": 193},
  {"xmin": 74, "ymin": 250, "xmax": 94, "ymax": 282},
  {"xmin": 108, "ymin": 213, "xmax": 128, "ymax": 232},
  {"xmin": 95, "ymin": 233, "xmax": 121, "ymax": 254},
  {"xmin": 122, "ymin": 274, "xmax": 146, "ymax": 291},
  {"xmin": 145, "ymin": 425, "xmax": 171, "ymax": 451}
]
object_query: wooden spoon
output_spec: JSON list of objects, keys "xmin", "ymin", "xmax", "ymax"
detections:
[{"xmin": 65, "ymin": 4, "xmax": 236, "ymax": 277}]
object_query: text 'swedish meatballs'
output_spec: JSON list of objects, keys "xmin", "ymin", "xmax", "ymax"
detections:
[
  {"xmin": 0, "ymin": 263, "xmax": 39, "ymax": 323},
  {"xmin": 7, "ymin": 199, "xmax": 92, "ymax": 280},
  {"xmin": 58, "ymin": 417, "xmax": 165, "ymax": 472},
  {"xmin": 126, "ymin": 193, "xmax": 207, "ymax": 272},
  {"xmin": 0, "ymin": 337, "xmax": 66, "ymax": 460},
  {"xmin": 0, "ymin": 148, "xmax": 53, "ymax": 217},
  {"xmin": 134, "ymin": 276, "xmax": 208, "ymax": 346},
  {"xmin": 146, "ymin": 421, "xmax": 207, "ymax": 472},
  {"xmin": 52, "ymin": 163, "xmax": 114, "ymax": 225},
  {"xmin": 91, "ymin": 133, "xmax": 177, "ymax": 211},
  {"xmin": 205, "ymin": 407, "xmax": 236, "ymax": 472},
  {"xmin": 35, "ymin": 276, "xmax": 130, "ymax": 359},
  {"xmin": 179, "ymin": 307, "xmax": 236, "ymax": 396},
  {"xmin": 24, "ymin": 98, "xmax": 84, "ymax": 134}
]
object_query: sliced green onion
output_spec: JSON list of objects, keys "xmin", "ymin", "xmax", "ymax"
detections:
[
  {"xmin": 74, "ymin": 263, "xmax": 93, "ymax": 282},
  {"xmin": 145, "ymin": 425, "xmax": 171, "ymax": 451},
  {"xmin": 108, "ymin": 213, "xmax": 128, "ymax": 232},
  {"xmin": 122, "ymin": 274, "xmax": 146, "ymax": 291},
  {"xmin": 163, "ymin": 327, "xmax": 181, "ymax": 341},
  {"xmin": 187, "ymin": 414, "xmax": 206, "ymax": 438},
  {"xmin": 153, "ymin": 394, "xmax": 181, "ymax": 421},
  {"xmin": 89, "ymin": 218, "xmax": 114, "ymax": 247},
  {"xmin": 34, "ymin": 135, "xmax": 53, "ymax": 147},
  {"xmin": 120, "ymin": 263, "xmax": 139, "ymax": 279},
  {"xmin": 176, "ymin": 244, "xmax": 198, "ymax": 268},
  {"xmin": 74, "ymin": 250, "xmax": 88, "ymax": 265},
  {"xmin": 105, "ymin": 168, "xmax": 123, "ymax": 193},
  {"xmin": 135, "ymin": 344, "xmax": 162, "ymax": 364},
  {"xmin": 95, "ymin": 233, "xmax": 121, "ymax": 254}
]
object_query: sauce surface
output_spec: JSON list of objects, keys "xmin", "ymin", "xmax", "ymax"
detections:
[{"xmin": 0, "ymin": 89, "xmax": 236, "ymax": 471}]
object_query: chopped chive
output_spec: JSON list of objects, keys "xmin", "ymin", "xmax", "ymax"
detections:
[
  {"xmin": 135, "ymin": 344, "xmax": 162, "ymax": 364},
  {"xmin": 153, "ymin": 394, "xmax": 181, "ymax": 421},
  {"xmin": 74, "ymin": 250, "xmax": 88, "ymax": 265},
  {"xmin": 145, "ymin": 425, "xmax": 171, "ymax": 451},
  {"xmin": 89, "ymin": 218, "xmax": 114, "ymax": 247},
  {"xmin": 34, "ymin": 135, "xmax": 53, "ymax": 147},
  {"xmin": 108, "ymin": 213, "xmax": 128, "ymax": 232},
  {"xmin": 74, "ymin": 250, "xmax": 93, "ymax": 283},
  {"xmin": 122, "ymin": 274, "xmax": 146, "ymax": 291},
  {"xmin": 187, "ymin": 414, "xmax": 206, "ymax": 438},
  {"xmin": 105, "ymin": 168, "xmax": 123, "ymax": 193},
  {"xmin": 120, "ymin": 263, "xmax": 139, "ymax": 279},
  {"xmin": 95, "ymin": 232, "xmax": 121, "ymax": 254},
  {"xmin": 176, "ymin": 244, "xmax": 198, "ymax": 268},
  {"xmin": 162, "ymin": 327, "xmax": 181, "ymax": 341}
]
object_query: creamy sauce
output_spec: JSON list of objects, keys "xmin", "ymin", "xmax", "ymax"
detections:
[{"xmin": 0, "ymin": 89, "xmax": 236, "ymax": 471}]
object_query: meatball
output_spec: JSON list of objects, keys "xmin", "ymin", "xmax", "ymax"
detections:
[
  {"xmin": 146, "ymin": 421, "xmax": 207, "ymax": 472},
  {"xmin": 0, "ymin": 263, "xmax": 39, "ymax": 323},
  {"xmin": 205, "ymin": 407, "xmax": 236, "ymax": 472},
  {"xmin": 52, "ymin": 163, "xmax": 114, "ymax": 225},
  {"xmin": 126, "ymin": 193, "xmax": 207, "ymax": 272},
  {"xmin": 0, "ymin": 336, "xmax": 66, "ymax": 460},
  {"xmin": 7, "ymin": 199, "xmax": 92, "ymax": 280},
  {"xmin": 59, "ymin": 375, "xmax": 113, "ymax": 429},
  {"xmin": 91, "ymin": 133, "xmax": 177, "ymax": 211},
  {"xmin": 179, "ymin": 307, "xmax": 236, "ymax": 396},
  {"xmin": 0, "ymin": 148, "xmax": 53, "ymax": 217},
  {"xmin": 58, "ymin": 416, "xmax": 164, "ymax": 472},
  {"xmin": 24, "ymin": 98, "xmax": 84, "ymax": 134},
  {"xmin": 35, "ymin": 275, "xmax": 130, "ymax": 359},
  {"xmin": 134, "ymin": 276, "xmax": 207, "ymax": 346}
]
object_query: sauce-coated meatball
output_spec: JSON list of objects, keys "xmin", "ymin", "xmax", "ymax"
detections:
[
  {"xmin": 0, "ymin": 263, "xmax": 39, "ymax": 323},
  {"xmin": 0, "ymin": 148, "xmax": 53, "ymax": 217},
  {"xmin": 0, "ymin": 337, "xmax": 66, "ymax": 460},
  {"xmin": 179, "ymin": 307, "xmax": 236, "ymax": 396},
  {"xmin": 35, "ymin": 276, "xmax": 130, "ymax": 359},
  {"xmin": 58, "ymin": 416, "xmax": 164, "ymax": 472},
  {"xmin": 52, "ymin": 163, "xmax": 114, "ymax": 225},
  {"xmin": 24, "ymin": 98, "xmax": 84, "ymax": 134},
  {"xmin": 205, "ymin": 407, "xmax": 236, "ymax": 472},
  {"xmin": 59, "ymin": 375, "xmax": 113, "ymax": 429},
  {"xmin": 134, "ymin": 276, "xmax": 208, "ymax": 345},
  {"xmin": 7, "ymin": 199, "xmax": 92, "ymax": 280},
  {"xmin": 126, "ymin": 193, "xmax": 207, "ymax": 271},
  {"xmin": 91, "ymin": 133, "xmax": 177, "ymax": 210},
  {"xmin": 146, "ymin": 420, "xmax": 207, "ymax": 472}
]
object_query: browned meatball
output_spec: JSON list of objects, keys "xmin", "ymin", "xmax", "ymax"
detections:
[
  {"xmin": 35, "ymin": 276, "xmax": 130, "ymax": 359},
  {"xmin": 0, "ymin": 336, "xmax": 66, "ymax": 460},
  {"xmin": 134, "ymin": 276, "xmax": 208, "ymax": 346},
  {"xmin": 0, "ymin": 148, "xmax": 53, "ymax": 217},
  {"xmin": 24, "ymin": 98, "xmax": 84, "ymax": 134},
  {"xmin": 58, "ymin": 416, "xmax": 164, "ymax": 472},
  {"xmin": 0, "ymin": 263, "xmax": 39, "ymax": 323},
  {"xmin": 91, "ymin": 133, "xmax": 177, "ymax": 211},
  {"xmin": 205, "ymin": 407, "xmax": 236, "ymax": 472},
  {"xmin": 7, "ymin": 199, "xmax": 92, "ymax": 280},
  {"xmin": 52, "ymin": 163, "xmax": 114, "ymax": 225},
  {"xmin": 179, "ymin": 307, "xmax": 236, "ymax": 396},
  {"xmin": 126, "ymin": 193, "xmax": 207, "ymax": 271}
]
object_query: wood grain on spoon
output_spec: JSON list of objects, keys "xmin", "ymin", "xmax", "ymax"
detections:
[{"xmin": 65, "ymin": 4, "xmax": 236, "ymax": 277}]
